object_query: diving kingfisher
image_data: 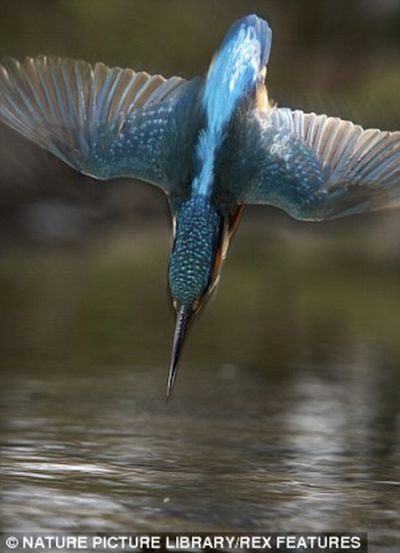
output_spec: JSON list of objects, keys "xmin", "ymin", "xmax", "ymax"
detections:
[{"xmin": 0, "ymin": 15, "xmax": 399, "ymax": 397}]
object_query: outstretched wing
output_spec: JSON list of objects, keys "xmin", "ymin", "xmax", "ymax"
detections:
[
  {"xmin": 234, "ymin": 108, "xmax": 400, "ymax": 220},
  {"xmin": 0, "ymin": 56, "xmax": 202, "ymax": 192}
]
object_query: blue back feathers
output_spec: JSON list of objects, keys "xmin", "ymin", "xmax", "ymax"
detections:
[{"xmin": 193, "ymin": 15, "xmax": 272, "ymax": 196}]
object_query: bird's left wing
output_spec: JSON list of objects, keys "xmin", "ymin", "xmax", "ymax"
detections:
[
  {"xmin": 0, "ymin": 56, "xmax": 202, "ymax": 192},
  {"xmin": 233, "ymin": 108, "xmax": 400, "ymax": 220}
]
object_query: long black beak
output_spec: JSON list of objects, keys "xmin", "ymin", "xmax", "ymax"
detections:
[{"xmin": 167, "ymin": 305, "xmax": 191, "ymax": 399}]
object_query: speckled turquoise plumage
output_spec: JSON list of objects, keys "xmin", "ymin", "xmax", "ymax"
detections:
[
  {"xmin": 169, "ymin": 197, "xmax": 222, "ymax": 307},
  {"xmin": 0, "ymin": 14, "xmax": 399, "ymax": 396}
]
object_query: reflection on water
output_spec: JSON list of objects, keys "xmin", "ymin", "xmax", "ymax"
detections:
[{"xmin": 0, "ymin": 229, "xmax": 399, "ymax": 550}]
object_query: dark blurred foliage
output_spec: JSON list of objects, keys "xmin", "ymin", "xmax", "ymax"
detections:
[{"xmin": 0, "ymin": 0, "xmax": 399, "ymax": 245}]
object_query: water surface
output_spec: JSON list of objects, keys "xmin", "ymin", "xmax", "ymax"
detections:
[{"xmin": 0, "ymin": 230, "xmax": 399, "ymax": 551}]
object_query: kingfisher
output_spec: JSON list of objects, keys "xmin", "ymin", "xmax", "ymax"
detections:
[{"xmin": 0, "ymin": 15, "xmax": 399, "ymax": 397}]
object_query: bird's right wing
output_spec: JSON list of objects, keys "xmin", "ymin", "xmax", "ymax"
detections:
[
  {"xmin": 0, "ymin": 56, "xmax": 202, "ymax": 192},
  {"xmin": 232, "ymin": 108, "xmax": 400, "ymax": 220}
]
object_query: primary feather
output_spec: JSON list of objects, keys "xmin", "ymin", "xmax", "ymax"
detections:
[
  {"xmin": 0, "ymin": 56, "xmax": 202, "ymax": 193},
  {"xmin": 235, "ymin": 108, "xmax": 400, "ymax": 219}
]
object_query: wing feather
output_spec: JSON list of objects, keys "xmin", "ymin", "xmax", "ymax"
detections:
[
  {"xmin": 238, "ymin": 108, "xmax": 400, "ymax": 219},
  {"xmin": 0, "ymin": 56, "xmax": 200, "ymax": 191}
]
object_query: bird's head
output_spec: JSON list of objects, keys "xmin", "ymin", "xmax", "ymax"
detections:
[{"xmin": 167, "ymin": 196, "xmax": 224, "ymax": 397}]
